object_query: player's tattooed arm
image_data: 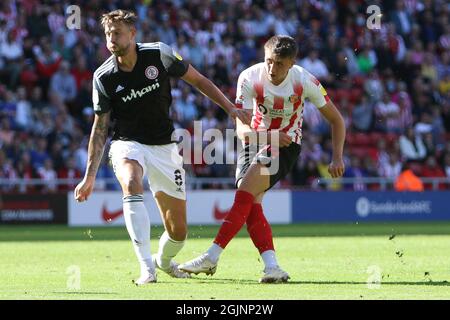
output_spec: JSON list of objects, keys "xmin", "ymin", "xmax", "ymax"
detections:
[{"xmin": 85, "ymin": 111, "xmax": 110, "ymax": 178}]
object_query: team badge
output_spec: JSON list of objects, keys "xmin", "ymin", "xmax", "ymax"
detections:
[
  {"xmin": 145, "ymin": 66, "xmax": 159, "ymax": 80},
  {"xmin": 289, "ymin": 94, "xmax": 300, "ymax": 104}
]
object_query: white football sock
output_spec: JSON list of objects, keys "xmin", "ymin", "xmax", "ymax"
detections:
[
  {"xmin": 156, "ymin": 231, "xmax": 185, "ymax": 270},
  {"xmin": 261, "ymin": 250, "xmax": 278, "ymax": 269},
  {"xmin": 123, "ymin": 194, "xmax": 154, "ymax": 276},
  {"xmin": 206, "ymin": 243, "xmax": 223, "ymax": 263}
]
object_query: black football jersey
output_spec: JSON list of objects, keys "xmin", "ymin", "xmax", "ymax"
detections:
[{"xmin": 92, "ymin": 42, "xmax": 189, "ymax": 145}]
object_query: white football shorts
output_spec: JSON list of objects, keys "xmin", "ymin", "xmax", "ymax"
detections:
[{"xmin": 108, "ymin": 140, "xmax": 186, "ymax": 200}]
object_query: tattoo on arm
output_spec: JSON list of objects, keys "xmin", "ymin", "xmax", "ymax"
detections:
[{"xmin": 85, "ymin": 112, "xmax": 110, "ymax": 178}]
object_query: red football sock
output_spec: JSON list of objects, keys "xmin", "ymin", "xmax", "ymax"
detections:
[
  {"xmin": 214, "ymin": 190, "xmax": 254, "ymax": 248},
  {"xmin": 246, "ymin": 203, "xmax": 275, "ymax": 254}
]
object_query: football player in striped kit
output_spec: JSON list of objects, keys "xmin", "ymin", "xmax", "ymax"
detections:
[{"xmin": 179, "ymin": 35, "xmax": 346, "ymax": 283}]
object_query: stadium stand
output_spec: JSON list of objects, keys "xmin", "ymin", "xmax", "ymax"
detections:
[{"xmin": 0, "ymin": 0, "xmax": 449, "ymax": 192}]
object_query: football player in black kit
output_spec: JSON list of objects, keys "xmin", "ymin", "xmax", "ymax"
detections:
[{"xmin": 74, "ymin": 9, "xmax": 251, "ymax": 285}]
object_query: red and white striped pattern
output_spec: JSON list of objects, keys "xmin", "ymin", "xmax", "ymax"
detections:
[{"xmin": 235, "ymin": 63, "xmax": 330, "ymax": 144}]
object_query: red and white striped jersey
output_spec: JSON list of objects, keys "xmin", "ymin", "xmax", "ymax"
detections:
[{"xmin": 235, "ymin": 63, "xmax": 330, "ymax": 144}]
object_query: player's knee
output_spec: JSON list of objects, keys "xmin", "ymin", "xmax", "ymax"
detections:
[
  {"xmin": 122, "ymin": 176, "xmax": 143, "ymax": 194},
  {"xmin": 166, "ymin": 223, "xmax": 187, "ymax": 241}
]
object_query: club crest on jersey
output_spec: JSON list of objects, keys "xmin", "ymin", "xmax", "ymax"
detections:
[
  {"xmin": 145, "ymin": 66, "xmax": 159, "ymax": 80},
  {"xmin": 289, "ymin": 94, "xmax": 300, "ymax": 104}
]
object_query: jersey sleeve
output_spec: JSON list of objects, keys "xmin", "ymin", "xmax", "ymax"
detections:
[
  {"xmin": 92, "ymin": 76, "xmax": 111, "ymax": 114},
  {"xmin": 158, "ymin": 42, "xmax": 189, "ymax": 78},
  {"xmin": 235, "ymin": 71, "xmax": 254, "ymax": 110},
  {"xmin": 304, "ymin": 70, "xmax": 330, "ymax": 109}
]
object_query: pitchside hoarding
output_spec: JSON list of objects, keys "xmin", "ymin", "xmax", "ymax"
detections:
[
  {"xmin": 291, "ymin": 191, "xmax": 450, "ymax": 222},
  {"xmin": 0, "ymin": 194, "xmax": 68, "ymax": 224},
  {"xmin": 68, "ymin": 190, "xmax": 291, "ymax": 226}
]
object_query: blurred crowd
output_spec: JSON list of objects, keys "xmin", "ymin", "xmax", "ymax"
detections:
[{"xmin": 0, "ymin": 0, "xmax": 449, "ymax": 193}]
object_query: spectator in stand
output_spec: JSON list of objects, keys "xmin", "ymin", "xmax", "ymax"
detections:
[
  {"xmin": 422, "ymin": 155, "xmax": 446, "ymax": 190},
  {"xmin": 37, "ymin": 158, "xmax": 57, "ymax": 193},
  {"xmin": 35, "ymin": 39, "xmax": 62, "ymax": 97},
  {"xmin": 379, "ymin": 152, "xmax": 402, "ymax": 179},
  {"xmin": 0, "ymin": 116, "xmax": 14, "ymax": 146},
  {"xmin": 14, "ymin": 86, "xmax": 32, "ymax": 131},
  {"xmin": 15, "ymin": 152, "xmax": 36, "ymax": 193},
  {"xmin": 0, "ymin": 30, "xmax": 23, "ymax": 89},
  {"xmin": 374, "ymin": 93, "xmax": 401, "ymax": 133},
  {"xmin": 364, "ymin": 71, "xmax": 384, "ymax": 102},
  {"xmin": 58, "ymin": 156, "xmax": 82, "ymax": 191},
  {"xmin": 299, "ymin": 50, "xmax": 331, "ymax": 83},
  {"xmin": 399, "ymin": 127, "xmax": 427, "ymax": 162},
  {"xmin": 444, "ymin": 153, "xmax": 450, "ymax": 179},
  {"xmin": 30, "ymin": 136, "xmax": 49, "ymax": 171},
  {"xmin": 352, "ymin": 94, "xmax": 374, "ymax": 132},
  {"xmin": 357, "ymin": 47, "xmax": 377, "ymax": 75},
  {"xmin": 201, "ymin": 108, "xmax": 218, "ymax": 132},
  {"xmin": 71, "ymin": 55, "xmax": 93, "ymax": 91},
  {"xmin": 49, "ymin": 60, "xmax": 77, "ymax": 105},
  {"xmin": 173, "ymin": 87, "xmax": 198, "ymax": 127},
  {"xmin": 390, "ymin": 0, "xmax": 413, "ymax": 38},
  {"xmin": 395, "ymin": 163, "xmax": 424, "ymax": 191},
  {"xmin": 292, "ymin": 159, "xmax": 320, "ymax": 189},
  {"xmin": 343, "ymin": 156, "xmax": 368, "ymax": 191}
]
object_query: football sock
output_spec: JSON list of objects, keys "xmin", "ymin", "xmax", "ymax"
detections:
[
  {"xmin": 246, "ymin": 203, "xmax": 275, "ymax": 254},
  {"xmin": 123, "ymin": 194, "xmax": 154, "ymax": 276},
  {"xmin": 261, "ymin": 250, "xmax": 279, "ymax": 269},
  {"xmin": 213, "ymin": 190, "xmax": 255, "ymax": 249},
  {"xmin": 206, "ymin": 243, "xmax": 223, "ymax": 263},
  {"xmin": 156, "ymin": 231, "xmax": 185, "ymax": 270}
]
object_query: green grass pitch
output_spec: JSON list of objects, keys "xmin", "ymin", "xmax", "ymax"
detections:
[{"xmin": 1, "ymin": 222, "xmax": 450, "ymax": 300}]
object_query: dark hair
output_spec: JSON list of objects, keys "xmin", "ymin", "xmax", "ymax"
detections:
[
  {"xmin": 100, "ymin": 9, "xmax": 137, "ymax": 29},
  {"xmin": 264, "ymin": 35, "xmax": 298, "ymax": 59}
]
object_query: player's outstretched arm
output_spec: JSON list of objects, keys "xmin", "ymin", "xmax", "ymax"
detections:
[
  {"xmin": 74, "ymin": 111, "xmax": 110, "ymax": 202},
  {"xmin": 181, "ymin": 64, "xmax": 251, "ymax": 125},
  {"xmin": 319, "ymin": 101, "xmax": 346, "ymax": 178}
]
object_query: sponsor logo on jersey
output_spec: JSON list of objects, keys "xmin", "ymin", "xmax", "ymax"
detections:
[
  {"xmin": 121, "ymin": 82, "xmax": 160, "ymax": 102},
  {"xmin": 145, "ymin": 65, "xmax": 159, "ymax": 80},
  {"xmin": 115, "ymin": 85, "xmax": 125, "ymax": 92},
  {"xmin": 258, "ymin": 103, "xmax": 294, "ymax": 118}
]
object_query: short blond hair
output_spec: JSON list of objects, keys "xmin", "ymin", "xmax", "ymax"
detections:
[{"xmin": 100, "ymin": 9, "xmax": 137, "ymax": 29}]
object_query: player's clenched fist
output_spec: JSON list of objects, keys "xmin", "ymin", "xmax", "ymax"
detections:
[
  {"xmin": 74, "ymin": 176, "xmax": 95, "ymax": 202},
  {"xmin": 328, "ymin": 158, "xmax": 345, "ymax": 178}
]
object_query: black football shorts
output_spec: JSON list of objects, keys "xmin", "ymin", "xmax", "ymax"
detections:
[{"xmin": 235, "ymin": 142, "xmax": 301, "ymax": 191}]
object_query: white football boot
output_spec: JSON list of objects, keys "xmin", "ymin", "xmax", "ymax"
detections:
[
  {"xmin": 259, "ymin": 266, "xmax": 290, "ymax": 283},
  {"xmin": 133, "ymin": 272, "xmax": 157, "ymax": 286},
  {"xmin": 178, "ymin": 253, "xmax": 217, "ymax": 276},
  {"xmin": 152, "ymin": 254, "xmax": 191, "ymax": 279}
]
